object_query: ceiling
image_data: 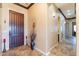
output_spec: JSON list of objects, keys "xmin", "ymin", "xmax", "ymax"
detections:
[
  {"xmin": 15, "ymin": 3, "xmax": 76, "ymax": 19},
  {"xmin": 14, "ymin": 3, "xmax": 34, "ymax": 9},
  {"xmin": 55, "ymin": 3, "xmax": 76, "ymax": 19}
]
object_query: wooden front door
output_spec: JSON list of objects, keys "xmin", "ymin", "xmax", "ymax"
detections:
[{"xmin": 9, "ymin": 10, "xmax": 24, "ymax": 49}]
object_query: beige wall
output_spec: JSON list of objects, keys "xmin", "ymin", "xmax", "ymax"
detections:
[
  {"xmin": 28, "ymin": 3, "xmax": 47, "ymax": 54},
  {"xmin": 1, "ymin": 3, "xmax": 28, "ymax": 51},
  {"xmin": 57, "ymin": 12, "xmax": 65, "ymax": 42},
  {"xmin": 76, "ymin": 3, "xmax": 79, "ymax": 56},
  {"xmin": 47, "ymin": 4, "xmax": 58, "ymax": 53},
  {"xmin": 0, "ymin": 4, "xmax": 2, "ymax": 52}
]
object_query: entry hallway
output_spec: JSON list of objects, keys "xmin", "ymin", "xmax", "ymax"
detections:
[
  {"xmin": 0, "ymin": 3, "xmax": 78, "ymax": 56},
  {"xmin": 49, "ymin": 37, "xmax": 76, "ymax": 56},
  {"xmin": 1, "ymin": 45, "xmax": 43, "ymax": 56}
]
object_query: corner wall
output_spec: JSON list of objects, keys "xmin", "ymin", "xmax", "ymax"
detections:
[
  {"xmin": 28, "ymin": 3, "xmax": 48, "ymax": 55},
  {"xmin": 47, "ymin": 4, "xmax": 58, "ymax": 53}
]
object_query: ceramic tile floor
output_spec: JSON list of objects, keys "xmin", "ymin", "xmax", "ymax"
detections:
[
  {"xmin": 0, "ymin": 36, "xmax": 76, "ymax": 56},
  {"xmin": 49, "ymin": 37, "xmax": 76, "ymax": 56},
  {"xmin": 49, "ymin": 43, "xmax": 76, "ymax": 56},
  {"xmin": 1, "ymin": 45, "xmax": 43, "ymax": 56}
]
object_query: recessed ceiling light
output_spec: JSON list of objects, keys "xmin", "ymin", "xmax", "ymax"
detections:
[
  {"xmin": 67, "ymin": 10, "xmax": 72, "ymax": 15},
  {"xmin": 67, "ymin": 10, "xmax": 71, "ymax": 13},
  {"xmin": 68, "ymin": 13, "xmax": 71, "ymax": 15}
]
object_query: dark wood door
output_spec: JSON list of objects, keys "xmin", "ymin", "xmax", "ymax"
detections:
[{"xmin": 9, "ymin": 10, "xmax": 24, "ymax": 49}]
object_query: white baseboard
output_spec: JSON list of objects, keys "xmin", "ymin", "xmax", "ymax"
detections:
[
  {"xmin": 35, "ymin": 43, "xmax": 58, "ymax": 56},
  {"xmin": 47, "ymin": 43, "xmax": 58, "ymax": 55},
  {"xmin": 49, "ymin": 43, "xmax": 58, "ymax": 51},
  {"xmin": 46, "ymin": 51, "xmax": 50, "ymax": 56},
  {"xmin": 35, "ymin": 48, "xmax": 46, "ymax": 56}
]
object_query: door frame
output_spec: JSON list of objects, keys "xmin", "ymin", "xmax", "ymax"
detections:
[{"xmin": 9, "ymin": 10, "xmax": 24, "ymax": 49}]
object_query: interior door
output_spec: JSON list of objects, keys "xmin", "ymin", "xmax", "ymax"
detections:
[
  {"xmin": 9, "ymin": 10, "xmax": 24, "ymax": 49},
  {"xmin": 72, "ymin": 22, "xmax": 76, "ymax": 36}
]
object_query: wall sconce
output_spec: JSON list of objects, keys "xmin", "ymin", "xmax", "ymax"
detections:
[
  {"xmin": 64, "ymin": 21, "xmax": 66, "ymax": 24},
  {"xmin": 52, "ymin": 13, "xmax": 56, "ymax": 17}
]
